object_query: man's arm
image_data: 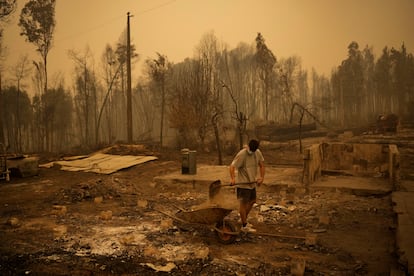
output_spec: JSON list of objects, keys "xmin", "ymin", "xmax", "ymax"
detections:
[
  {"xmin": 230, "ymin": 151, "xmax": 243, "ymax": 185},
  {"xmin": 229, "ymin": 164, "xmax": 236, "ymax": 185},
  {"xmin": 257, "ymin": 160, "xmax": 265, "ymax": 185}
]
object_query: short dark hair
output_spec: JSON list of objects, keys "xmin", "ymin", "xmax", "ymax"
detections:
[{"xmin": 248, "ymin": 139, "xmax": 259, "ymax": 152}]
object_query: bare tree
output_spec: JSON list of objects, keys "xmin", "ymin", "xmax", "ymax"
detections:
[
  {"xmin": 221, "ymin": 80, "xmax": 247, "ymax": 150},
  {"xmin": 0, "ymin": 38, "xmax": 7, "ymax": 145},
  {"xmin": 255, "ymin": 32, "xmax": 276, "ymax": 121},
  {"xmin": 311, "ymin": 69, "xmax": 333, "ymax": 124},
  {"xmin": 194, "ymin": 31, "xmax": 222, "ymax": 149},
  {"xmin": 168, "ymin": 59, "xmax": 202, "ymax": 148},
  {"xmin": 222, "ymin": 48, "xmax": 248, "ymax": 149},
  {"xmin": 69, "ymin": 48, "xmax": 97, "ymax": 147},
  {"xmin": 133, "ymin": 81, "xmax": 157, "ymax": 141},
  {"xmin": 332, "ymin": 41, "xmax": 364, "ymax": 128},
  {"xmin": 19, "ymin": 0, "xmax": 56, "ymax": 96},
  {"xmin": 220, "ymin": 43, "xmax": 261, "ymax": 149},
  {"xmin": 145, "ymin": 53, "xmax": 170, "ymax": 147},
  {"xmin": 96, "ymin": 62, "xmax": 121, "ymax": 145},
  {"xmin": 11, "ymin": 55, "xmax": 31, "ymax": 152},
  {"xmin": 99, "ymin": 44, "xmax": 118, "ymax": 144},
  {"xmin": 0, "ymin": 0, "xmax": 17, "ymax": 146},
  {"xmin": 1, "ymin": 86, "xmax": 32, "ymax": 152}
]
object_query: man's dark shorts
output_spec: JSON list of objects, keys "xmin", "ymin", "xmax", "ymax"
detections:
[{"xmin": 237, "ymin": 187, "xmax": 256, "ymax": 203}]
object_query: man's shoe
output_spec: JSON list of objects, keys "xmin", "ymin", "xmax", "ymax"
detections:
[{"xmin": 240, "ymin": 223, "xmax": 256, "ymax": 233}]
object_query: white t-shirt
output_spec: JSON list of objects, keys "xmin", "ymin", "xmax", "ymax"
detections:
[{"xmin": 231, "ymin": 148, "xmax": 264, "ymax": 189}]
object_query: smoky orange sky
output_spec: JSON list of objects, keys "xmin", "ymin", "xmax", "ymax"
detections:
[{"xmin": 2, "ymin": 0, "xmax": 414, "ymax": 88}]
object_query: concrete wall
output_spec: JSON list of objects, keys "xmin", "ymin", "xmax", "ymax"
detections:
[
  {"xmin": 321, "ymin": 143, "xmax": 386, "ymax": 173},
  {"xmin": 389, "ymin": 144, "xmax": 400, "ymax": 188},
  {"xmin": 303, "ymin": 142, "xmax": 400, "ymax": 186},
  {"xmin": 303, "ymin": 144, "xmax": 322, "ymax": 185}
]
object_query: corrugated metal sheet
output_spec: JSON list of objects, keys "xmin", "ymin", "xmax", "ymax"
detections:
[{"xmin": 40, "ymin": 153, "xmax": 158, "ymax": 174}]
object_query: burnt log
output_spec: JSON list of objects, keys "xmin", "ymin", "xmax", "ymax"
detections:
[{"xmin": 256, "ymin": 123, "xmax": 321, "ymax": 142}]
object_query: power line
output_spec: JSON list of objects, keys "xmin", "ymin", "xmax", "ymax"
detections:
[
  {"xmin": 56, "ymin": 15, "xmax": 124, "ymax": 43},
  {"xmin": 55, "ymin": 0, "xmax": 177, "ymax": 44},
  {"xmin": 135, "ymin": 0, "xmax": 176, "ymax": 15}
]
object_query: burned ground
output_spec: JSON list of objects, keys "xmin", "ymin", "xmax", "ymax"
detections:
[{"xmin": 0, "ymin": 134, "xmax": 411, "ymax": 275}]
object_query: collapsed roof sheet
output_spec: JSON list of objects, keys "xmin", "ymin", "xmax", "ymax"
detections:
[{"xmin": 40, "ymin": 153, "xmax": 158, "ymax": 174}]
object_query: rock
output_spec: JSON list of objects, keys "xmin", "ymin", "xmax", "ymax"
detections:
[
  {"xmin": 94, "ymin": 196, "xmax": 103, "ymax": 203},
  {"xmin": 273, "ymin": 204, "xmax": 289, "ymax": 212},
  {"xmin": 160, "ymin": 218, "xmax": 173, "ymax": 229},
  {"xmin": 100, "ymin": 210, "xmax": 112, "ymax": 220},
  {"xmin": 318, "ymin": 215, "xmax": 330, "ymax": 225},
  {"xmin": 7, "ymin": 217, "xmax": 20, "ymax": 227},
  {"xmin": 143, "ymin": 245, "xmax": 159, "ymax": 258},
  {"xmin": 53, "ymin": 225, "xmax": 67, "ymax": 239},
  {"xmin": 137, "ymin": 199, "xmax": 148, "ymax": 208},
  {"xmin": 144, "ymin": 262, "xmax": 176, "ymax": 272},
  {"xmin": 52, "ymin": 205, "xmax": 67, "ymax": 216},
  {"xmin": 305, "ymin": 234, "xmax": 318, "ymax": 246},
  {"xmin": 290, "ymin": 258, "xmax": 306, "ymax": 276},
  {"xmin": 260, "ymin": 205, "xmax": 271, "ymax": 212},
  {"xmin": 288, "ymin": 205, "xmax": 297, "ymax": 212}
]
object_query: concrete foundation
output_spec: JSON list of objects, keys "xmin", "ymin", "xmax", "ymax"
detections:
[{"xmin": 303, "ymin": 142, "xmax": 400, "ymax": 187}]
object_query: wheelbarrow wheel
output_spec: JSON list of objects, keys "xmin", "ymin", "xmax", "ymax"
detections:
[{"xmin": 215, "ymin": 220, "xmax": 237, "ymax": 244}]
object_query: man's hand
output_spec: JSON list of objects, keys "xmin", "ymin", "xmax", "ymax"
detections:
[
  {"xmin": 257, "ymin": 177, "xmax": 264, "ymax": 186},
  {"xmin": 230, "ymin": 178, "xmax": 236, "ymax": 186}
]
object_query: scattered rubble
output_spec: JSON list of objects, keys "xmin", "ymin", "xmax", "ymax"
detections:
[{"xmin": 0, "ymin": 138, "xmax": 410, "ymax": 274}]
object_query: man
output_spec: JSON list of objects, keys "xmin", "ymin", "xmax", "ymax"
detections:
[{"xmin": 229, "ymin": 139, "xmax": 265, "ymax": 233}]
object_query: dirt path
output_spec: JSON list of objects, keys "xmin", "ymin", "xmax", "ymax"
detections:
[{"xmin": 0, "ymin": 147, "xmax": 405, "ymax": 275}]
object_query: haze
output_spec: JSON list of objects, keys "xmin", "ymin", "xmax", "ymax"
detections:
[{"xmin": 2, "ymin": 0, "xmax": 414, "ymax": 86}]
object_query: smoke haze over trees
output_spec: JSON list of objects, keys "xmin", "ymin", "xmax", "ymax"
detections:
[{"xmin": 0, "ymin": 5, "xmax": 413, "ymax": 155}]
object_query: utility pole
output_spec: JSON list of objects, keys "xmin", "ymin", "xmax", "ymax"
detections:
[
  {"xmin": 126, "ymin": 12, "xmax": 133, "ymax": 143},
  {"xmin": 0, "ymin": 70, "xmax": 4, "ymax": 145}
]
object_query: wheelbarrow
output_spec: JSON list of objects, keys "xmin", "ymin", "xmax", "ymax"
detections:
[
  {"xmin": 158, "ymin": 203, "xmax": 317, "ymax": 245},
  {"xmin": 157, "ymin": 205, "xmax": 239, "ymax": 244},
  {"xmin": 156, "ymin": 180, "xmax": 317, "ymax": 245}
]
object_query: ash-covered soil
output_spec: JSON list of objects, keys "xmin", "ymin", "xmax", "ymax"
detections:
[{"xmin": 0, "ymin": 139, "xmax": 408, "ymax": 275}]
